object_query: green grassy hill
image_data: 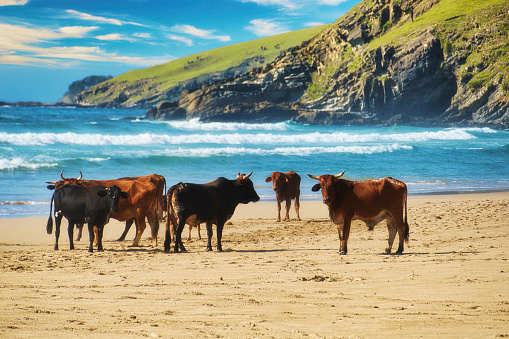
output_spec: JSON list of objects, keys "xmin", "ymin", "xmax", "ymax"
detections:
[{"xmin": 74, "ymin": 25, "xmax": 328, "ymax": 107}]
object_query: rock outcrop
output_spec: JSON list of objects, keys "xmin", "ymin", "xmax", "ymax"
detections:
[{"xmin": 147, "ymin": 0, "xmax": 509, "ymax": 128}]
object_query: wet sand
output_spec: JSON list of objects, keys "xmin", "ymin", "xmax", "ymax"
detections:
[{"xmin": 1, "ymin": 192, "xmax": 508, "ymax": 338}]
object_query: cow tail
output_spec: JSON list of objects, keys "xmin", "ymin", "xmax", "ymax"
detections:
[
  {"xmin": 404, "ymin": 192, "xmax": 409, "ymax": 242},
  {"xmin": 46, "ymin": 194, "xmax": 54, "ymax": 234}
]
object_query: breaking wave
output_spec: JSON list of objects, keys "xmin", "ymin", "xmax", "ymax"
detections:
[{"xmin": 0, "ymin": 128, "xmax": 484, "ymax": 146}]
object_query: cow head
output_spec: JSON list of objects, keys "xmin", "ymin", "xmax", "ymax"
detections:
[
  {"xmin": 46, "ymin": 170, "xmax": 83, "ymax": 190},
  {"xmin": 236, "ymin": 171, "xmax": 260, "ymax": 204},
  {"xmin": 308, "ymin": 171, "xmax": 345, "ymax": 206},
  {"xmin": 265, "ymin": 172, "xmax": 287, "ymax": 192},
  {"xmin": 97, "ymin": 185, "xmax": 129, "ymax": 213}
]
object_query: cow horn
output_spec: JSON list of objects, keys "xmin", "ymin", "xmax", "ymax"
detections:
[
  {"xmin": 60, "ymin": 170, "xmax": 66, "ymax": 180},
  {"xmin": 334, "ymin": 170, "xmax": 345, "ymax": 178},
  {"xmin": 77, "ymin": 171, "xmax": 83, "ymax": 181},
  {"xmin": 46, "ymin": 181, "xmax": 57, "ymax": 184},
  {"xmin": 244, "ymin": 171, "xmax": 253, "ymax": 179},
  {"xmin": 308, "ymin": 174, "xmax": 320, "ymax": 180}
]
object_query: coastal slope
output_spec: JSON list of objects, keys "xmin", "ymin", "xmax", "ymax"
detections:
[{"xmin": 147, "ymin": 0, "xmax": 509, "ymax": 128}]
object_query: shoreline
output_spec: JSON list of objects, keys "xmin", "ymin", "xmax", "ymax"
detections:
[
  {"xmin": 1, "ymin": 189, "xmax": 508, "ymax": 220},
  {"xmin": 1, "ymin": 191, "xmax": 507, "ymax": 246}
]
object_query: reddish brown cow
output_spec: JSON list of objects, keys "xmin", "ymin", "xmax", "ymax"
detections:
[
  {"xmin": 265, "ymin": 171, "xmax": 301, "ymax": 222},
  {"xmin": 308, "ymin": 171, "xmax": 409, "ymax": 255},
  {"xmin": 115, "ymin": 174, "xmax": 166, "ymax": 242},
  {"xmin": 47, "ymin": 171, "xmax": 162, "ymax": 247}
]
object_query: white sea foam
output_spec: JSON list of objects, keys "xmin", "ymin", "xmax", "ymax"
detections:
[
  {"xmin": 162, "ymin": 144, "xmax": 412, "ymax": 157},
  {"xmin": 165, "ymin": 118, "xmax": 289, "ymax": 131},
  {"xmin": 0, "ymin": 128, "xmax": 481, "ymax": 146},
  {"xmin": 0, "ymin": 200, "xmax": 49, "ymax": 206},
  {"xmin": 0, "ymin": 157, "xmax": 57, "ymax": 170}
]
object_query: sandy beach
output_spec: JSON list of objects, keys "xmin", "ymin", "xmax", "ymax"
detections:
[{"xmin": 1, "ymin": 192, "xmax": 508, "ymax": 338}]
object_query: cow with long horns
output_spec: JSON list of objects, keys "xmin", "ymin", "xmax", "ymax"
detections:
[
  {"xmin": 308, "ymin": 171, "xmax": 409, "ymax": 255},
  {"xmin": 47, "ymin": 170, "xmax": 165, "ymax": 248},
  {"xmin": 165, "ymin": 172, "xmax": 260, "ymax": 253}
]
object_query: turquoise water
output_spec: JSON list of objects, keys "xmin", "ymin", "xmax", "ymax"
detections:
[{"xmin": 1, "ymin": 106, "xmax": 508, "ymax": 217}]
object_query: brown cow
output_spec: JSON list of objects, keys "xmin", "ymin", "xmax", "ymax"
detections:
[
  {"xmin": 265, "ymin": 171, "xmax": 301, "ymax": 222},
  {"xmin": 308, "ymin": 171, "xmax": 409, "ymax": 255},
  {"xmin": 115, "ymin": 174, "xmax": 166, "ymax": 242},
  {"xmin": 47, "ymin": 171, "xmax": 162, "ymax": 247}
]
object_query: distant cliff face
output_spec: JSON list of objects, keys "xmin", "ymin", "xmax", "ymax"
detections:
[
  {"xmin": 58, "ymin": 75, "xmax": 112, "ymax": 104},
  {"xmin": 148, "ymin": 0, "xmax": 509, "ymax": 128}
]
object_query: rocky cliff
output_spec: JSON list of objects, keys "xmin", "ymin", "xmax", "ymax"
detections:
[{"xmin": 147, "ymin": 0, "xmax": 509, "ymax": 128}]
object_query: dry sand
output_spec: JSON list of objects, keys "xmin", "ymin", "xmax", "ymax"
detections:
[{"xmin": 1, "ymin": 192, "xmax": 508, "ymax": 338}]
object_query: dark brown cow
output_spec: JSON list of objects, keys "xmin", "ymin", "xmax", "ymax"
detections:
[
  {"xmin": 165, "ymin": 172, "xmax": 260, "ymax": 252},
  {"xmin": 47, "ymin": 171, "xmax": 162, "ymax": 247},
  {"xmin": 308, "ymin": 171, "xmax": 409, "ymax": 255},
  {"xmin": 265, "ymin": 171, "xmax": 301, "ymax": 222}
]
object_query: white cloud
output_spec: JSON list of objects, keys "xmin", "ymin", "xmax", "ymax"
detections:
[
  {"xmin": 304, "ymin": 21, "xmax": 326, "ymax": 27},
  {"xmin": 96, "ymin": 33, "xmax": 136, "ymax": 42},
  {"xmin": 133, "ymin": 32, "xmax": 152, "ymax": 39},
  {"xmin": 172, "ymin": 24, "xmax": 231, "ymax": 42},
  {"xmin": 317, "ymin": 0, "xmax": 350, "ymax": 5},
  {"xmin": 168, "ymin": 34, "xmax": 194, "ymax": 46},
  {"xmin": 239, "ymin": 0, "xmax": 300, "ymax": 10},
  {"xmin": 245, "ymin": 19, "xmax": 289, "ymax": 37},
  {"xmin": 65, "ymin": 9, "xmax": 145, "ymax": 27},
  {"xmin": 0, "ymin": 23, "xmax": 166, "ymax": 67},
  {"xmin": 0, "ymin": 0, "xmax": 28, "ymax": 6},
  {"xmin": 240, "ymin": 0, "xmax": 349, "ymax": 7}
]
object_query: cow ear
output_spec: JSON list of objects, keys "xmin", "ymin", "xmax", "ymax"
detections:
[
  {"xmin": 311, "ymin": 183, "xmax": 321, "ymax": 192},
  {"xmin": 47, "ymin": 185, "xmax": 56, "ymax": 190},
  {"xmin": 121, "ymin": 192, "xmax": 129, "ymax": 199},
  {"xmin": 265, "ymin": 176, "xmax": 272, "ymax": 183},
  {"xmin": 97, "ymin": 190, "xmax": 107, "ymax": 198}
]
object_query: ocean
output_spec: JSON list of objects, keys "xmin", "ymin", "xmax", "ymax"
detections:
[{"xmin": 1, "ymin": 106, "xmax": 508, "ymax": 218}]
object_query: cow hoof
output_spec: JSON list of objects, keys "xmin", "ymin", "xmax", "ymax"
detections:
[
  {"xmin": 385, "ymin": 248, "xmax": 391, "ymax": 254},
  {"xmin": 339, "ymin": 251, "xmax": 347, "ymax": 255}
]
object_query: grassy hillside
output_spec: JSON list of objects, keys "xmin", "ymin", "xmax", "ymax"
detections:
[
  {"xmin": 368, "ymin": 0, "xmax": 508, "ymax": 49},
  {"xmin": 78, "ymin": 25, "xmax": 328, "ymax": 106},
  {"xmin": 303, "ymin": 0, "xmax": 509, "ymax": 102}
]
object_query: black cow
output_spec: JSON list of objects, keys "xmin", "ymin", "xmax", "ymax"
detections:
[
  {"xmin": 46, "ymin": 184, "xmax": 128, "ymax": 252},
  {"xmin": 165, "ymin": 172, "xmax": 260, "ymax": 253}
]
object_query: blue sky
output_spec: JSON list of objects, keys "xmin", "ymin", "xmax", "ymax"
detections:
[{"xmin": 0, "ymin": 0, "xmax": 360, "ymax": 102}]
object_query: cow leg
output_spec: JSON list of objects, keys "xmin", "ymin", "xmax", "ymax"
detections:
[
  {"xmin": 174, "ymin": 219, "xmax": 187, "ymax": 252},
  {"xmin": 93, "ymin": 226, "xmax": 99, "ymax": 247},
  {"xmin": 197, "ymin": 224, "xmax": 202, "ymax": 240},
  {"xmin": 117, "ymin": 218, "xmax": 134, "ymax": 241},
  {"xmin": 164, "ymin": 217, "xmax": 172, "ymax": 252},
  {"xmin": 187, "ymin": 224, "xmax": 193, "ymax": 241},
  {"xmin": 54, "ymin": 214, "xmax": 63, "ymax": 250},
  {"xmin": 284, "ymin": 199, "xmax": 291, "ymax": 222},
  {"xmin": 75, "ymin": 223, "xmax": 83, "ymax": 241},
  {"xmin": 147, "ymin": 212, "xmax": 159, "ymax": 247},
  {"xmin": 385, "ymin": 216, "xmax": 397, "ymax": 254},
  {"xmin": 395, "ymin": 218, "xmax": 406, "ymax": 254},
  {"xmin": 294, "ymin": 196, "xmax": 301, "ymax": 221},
  {"xmin": 96, "ymin": 226, "xmax": 104, "ymax": 252},
  {"xmin": 216, "ymin": 222, "xmax": 224, "ymax": 252},
  {"xmin": 67, "ymin": 221, "xmax": 74, "ymax": 250},
  {"xmin": 276, "ymin": 199, "xmax": 281, "ymax": 222},
  {"xmin": 130, "ymin": 215, "xmax": 146, "ymax": 247},
  {"xmin": 206, "ymin": 222, "xmax": 213, "ymax": 251},
  {"xmin": 87, "ymin": 222, "xmax": 95, "ymax": 253},
  {"xmin": 339, "ymin": 219, "xmax": 351, "ymax": 255}
]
